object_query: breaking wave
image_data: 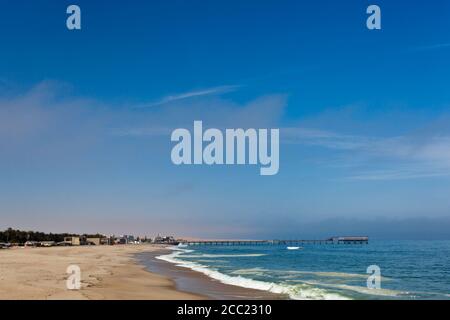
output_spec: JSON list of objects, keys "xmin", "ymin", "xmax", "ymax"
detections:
[{"xmin": 156, "ymin": 248, "xmax": 349, "ymax": 300}]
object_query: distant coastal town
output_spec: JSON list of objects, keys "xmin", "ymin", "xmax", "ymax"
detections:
[
  {"xmin": 1, "ymin": 228, "xmax": 370, "ymax": 249},
  {"xmin": 0, "ymin": 228, "xmax": 181, "ymax": 248}
]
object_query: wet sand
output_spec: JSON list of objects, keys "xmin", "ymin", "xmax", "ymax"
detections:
[{"xmin": 137, "ymin": 250, "xmax": 286, "ymax": 300}]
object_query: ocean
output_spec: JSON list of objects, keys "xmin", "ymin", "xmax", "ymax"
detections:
[{"xmin": 157, "ymin": 240, "xmax": 450, "ymax": 300}]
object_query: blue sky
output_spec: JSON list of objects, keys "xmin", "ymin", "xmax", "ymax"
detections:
[{"xmin": 1, "ymin": 0, "xmax": 450, "ymax": 239}]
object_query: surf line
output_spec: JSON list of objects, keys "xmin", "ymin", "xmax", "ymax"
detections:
[{"xmin": 171, "ymin": 121, "xmax": 279, "ymax": 176}]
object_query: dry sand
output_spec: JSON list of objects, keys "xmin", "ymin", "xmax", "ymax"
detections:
[{"xmin": 0, "ymin": 245, "xmax": 202, "ymax": 300}]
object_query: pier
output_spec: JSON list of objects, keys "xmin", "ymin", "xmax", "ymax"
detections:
[{"xmin": 181, "ymin": 236, "xmax": 369, "ymax": 246}]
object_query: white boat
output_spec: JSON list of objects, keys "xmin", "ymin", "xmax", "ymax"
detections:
[
  {"xmin": 287, "ymin": 246, "xmax": 302, "ymax": 250},
  {"xmin": 177, "ymin": 243, "xmax": 188, "ymax": 248}
]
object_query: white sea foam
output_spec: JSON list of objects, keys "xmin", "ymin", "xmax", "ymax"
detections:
[
  {"xmin": 289, "ymin": 279, "xmax": 404, "ymax": 297},
  {"xmin": 231, "ymin": 268, "xmax": 381, "ymax": 280},
  {"xmin": 284, "ymin": 270, "xmax": 372, "ymax": 279},
  {"xmin": 169, "ymin": 246, "xmax": 194, "ymax": 253},
  {"xmin": 230, "ymin": 267, "xmax": 269, "ymax": 276},
  {"xmin": 179, "ymin": 253, "xmax": 267, "ymax": 258},
  {"xmin": 156, "ymin": 248, "xmax": 349, "ymax": 300}
]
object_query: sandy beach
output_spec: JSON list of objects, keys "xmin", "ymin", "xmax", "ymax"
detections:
[
  {"xmin": 0, "ymin": 245, "xmax": 283, "ymax": 300},
  {"xmin": 0, "ymin": 245, "xmax": 201, "ymax": 299}
]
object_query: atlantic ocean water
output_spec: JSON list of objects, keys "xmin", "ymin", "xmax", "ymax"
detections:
[{"xmin": 157, "ymin": 241, "xmax": 450, "ymax": 300}]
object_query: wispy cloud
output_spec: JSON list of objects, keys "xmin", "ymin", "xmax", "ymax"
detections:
[
  {"xmin": 413, "ymin": 42, "xmax": 450, "ymax": 51},
  {"xmin": 348, "ymin": 169, "xmax": 450, "ymax": 181},
  {"xmin": 282, "ymin": 126, "xmax": 450, "ymax": 180},
  {"xmin": 282, "ymin": 127, "xmax": 373, "ymax": 150},
  {"xmin": 0, "ymin": 81, "xmax": 285, "ymax": 149},
  {"xmin": 111, "ymin": 127, "xmax": 172, "ymax": 137},
  {"xmin": 135, "ymin": 85, "xmax": 241, "ymax": 108},
  {"xmin": 116, "ymin": 94, "xmax": 286, "ymax": 137}
]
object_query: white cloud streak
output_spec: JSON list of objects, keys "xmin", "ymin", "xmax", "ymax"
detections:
[
  {"xmin": 413, "ymin": 42, "xmax": 450, "ymax": 51},
  {"xmin": 282, "ymin": 126, "xmax": 450, "ymax": 180},
  {"xmin": 135, "ymin": 85, "xmax": 241, "ymax": 108}
]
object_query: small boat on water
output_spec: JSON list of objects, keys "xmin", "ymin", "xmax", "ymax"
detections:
[
  {"xmin": 177, "ymin": 243, "xmax": 188, "ymax": 248},
  {"xmin": 287, "ymin": 246, "xmax": 302, "ymax": 250}
]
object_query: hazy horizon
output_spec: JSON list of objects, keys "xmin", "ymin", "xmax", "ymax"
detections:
[{"xmin": 2, "ymin": 216, "xmax": 450, "ymax": 241}]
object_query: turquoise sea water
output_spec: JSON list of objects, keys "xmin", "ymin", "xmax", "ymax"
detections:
[{"xmin": 158, "ymin": 240, "xmax": 450, "ymax": 300}]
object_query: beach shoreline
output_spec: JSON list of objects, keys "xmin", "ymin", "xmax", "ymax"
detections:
[
  {"xmin": 137, "ymin": 248, "xmax": 287, "ymax": 300},
  {"xmin": 0, "ymin": 245, "xmax": 284, "ymax": 300}
]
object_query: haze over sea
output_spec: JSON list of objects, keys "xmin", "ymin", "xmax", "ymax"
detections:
[{"xmin": 157, "ymin": 241, "xmax": 450, "ymax": 300}]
